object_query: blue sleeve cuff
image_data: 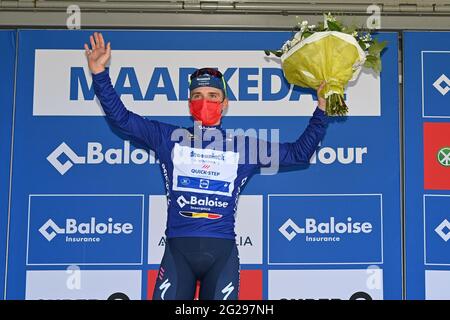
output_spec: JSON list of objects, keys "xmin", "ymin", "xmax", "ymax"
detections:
[
  {"xmin": 314, "ymin": 106, "xmax": 326, "ymax": 115},
  {"xmin": 92, "ymin": 68, "xmax": 109, "ymax": 81},
  {"xmin": 312, "ymin": 106, "xmax": 329, "ymax": 125}
]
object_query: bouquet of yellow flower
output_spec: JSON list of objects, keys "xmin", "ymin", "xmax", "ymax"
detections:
[{"xmin": 265, "ymin": 13, "xmax": 387, "ymax": 116}]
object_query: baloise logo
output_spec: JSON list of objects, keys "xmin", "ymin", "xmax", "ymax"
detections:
[
  {"xmin": 47, "ymin": 141, "xmax": 156, "ymax": 175},
  {"xmin": 176, "ymin": 195, "xmax": 226, "ymax": 220},
  {"xmin": 435, "ymin": 219, "xmax": 450, "ymax": 242},
  {"xmin": 279, "ymin": 217, "xmax": 373, "ymax": 242},
  {"xmin": 39, "ymin": 217, "xmax": 133, "ymax": 242},
  {"xmin": 433, "ymin": 74, "xmax": 450, "ymax": 96},
  {"xmin": 176, "ymin": 195, "xmax": 229, "ymax": 209}
]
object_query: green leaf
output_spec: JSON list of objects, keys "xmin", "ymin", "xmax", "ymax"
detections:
[
  {"xmin": 364, "ymin": 55, "xmax": 382, "ymax": 73},
  {"xmin": 364, "ymin": 56, "xmax": 375, "ymax": 68},
  {"xmin": 327, "ymin": 20, "xmax": 342, "ymax": 32},
  {"xmin": 368, "ymin": 39, "xmax": 388, "ymax": 57},
  {"xmin": 302, "ymin": 31, "xmax": 313, "ymax": 39},
  {"xmin": 264, "ymin": 50, "xmax": 283, "ymax": 57},
  {"xmin": 358, "ymin": 39, "xmax": 367, "ymax": 51},
  {"xmin": 374, "ymin": 57, "xmax": 382, "ymax": 73},
  {"xmin": 317, "ymin": 21, "xmax": 326, "ymax": 31},
  {"xmin": 273, "ymin": 50, "xmax": 283, "ymax": 57}
]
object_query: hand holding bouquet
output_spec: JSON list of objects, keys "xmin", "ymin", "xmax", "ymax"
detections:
[{"xmin": 265, "ymin": 13, "xmax": 387, "ymax": 116}]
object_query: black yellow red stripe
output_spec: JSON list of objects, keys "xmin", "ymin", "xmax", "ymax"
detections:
[{"xmin": 179, "ymin": 211, "xmax": 222, "ymax": 219}]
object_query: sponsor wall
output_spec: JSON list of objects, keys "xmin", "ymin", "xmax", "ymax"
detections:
[
  {"xmin": 404, "ymin": 31, "xmax": 450, "ymax": 299},
  {"xmin": 0, "ymin": 30, "xmax": 16, "ymax": 299},
  {"xmin": 4, "ymin": 30, "xmax": 401, "ymax": 299}
]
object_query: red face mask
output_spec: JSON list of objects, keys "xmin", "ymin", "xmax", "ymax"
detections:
[{"xmin": 189, "ymin": 99, "xmax": 223, "ymax": 126}]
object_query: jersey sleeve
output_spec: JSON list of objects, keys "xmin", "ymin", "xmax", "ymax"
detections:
[
  {"xmin": 92, "ymin": 68, "xmax": 176, "ymax": 152},
  {"xmin": 258, "ymin": 106, "xmax": 329, "ymax": 168}
]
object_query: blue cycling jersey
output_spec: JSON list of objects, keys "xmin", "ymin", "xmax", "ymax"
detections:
[{"xmin": 92, "ymin": 69, "xmax": 329, "ymax": 240}]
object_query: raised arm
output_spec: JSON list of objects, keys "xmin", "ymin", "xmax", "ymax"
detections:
[
  {"xmin": 277, "ymin": 106, "xmax": 328, "ymax": 166},
  {"xmin": 258, "ymin": 81, "xmax": 328, "ymax": 169},
  {"xmin": 85, "ymin": 32, "xmax": 174, "ymax": 151}
]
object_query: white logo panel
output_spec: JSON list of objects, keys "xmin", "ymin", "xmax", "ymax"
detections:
[
  {"xmin": 268, "ymin": 269, "xmax": 383, "ymax": 300},
  {"xmin": 148, "ymin": 195, "xmax": 262, "ymax": 264},
  {"xmin": 34, "ymin": 50, "xmax": 380, "ymax": 116},
  {"xmin": 25, "ymin": 270, "xmax": 141, "ymax": 300},
  {"xmin": 425, "ymin": 270, "xmax": 450, "ymax": 300}
]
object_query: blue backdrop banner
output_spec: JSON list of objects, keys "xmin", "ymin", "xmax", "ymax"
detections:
[
  {"xmin": 0, "ymin": 30, "xmax": 16, "ymax": 300},
  {"xmin": 404, "ymin": 31, "xmax": 450, "ymax": 300},
  {"xmin": 6, "ymin": 30, "xmax": 401, "ymax": 300}
]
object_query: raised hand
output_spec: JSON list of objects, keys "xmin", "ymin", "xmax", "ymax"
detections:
[
  {"xmin": 84, "ymin": 32, "xmax": 111, "ymax": 75},
  {"xmin": 317, "ymin": 80, "xmax": 327, "ymax": 111}
]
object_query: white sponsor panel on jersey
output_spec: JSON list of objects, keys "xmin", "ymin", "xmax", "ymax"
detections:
[
  {"xmin": 25, "ymin": 270, "xmax": 141, "ymax": 300},
  {"xmin": 33, "ymin": 50, "xmax": 380, "ymax": 116},
  {"xmin": 268, "ymin": 269, "xmax": 383, "ymax": 300},
  {"xmin": 171, "ymin": 143, "xmax": 239, "ymax": 197},
  {"xmin": 425, "ymin": 270, "xmax": 450, "ymax": 299},
  {"xmin": 148, "ymin": 195, "xmax": 262, "ymax": 264}
]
